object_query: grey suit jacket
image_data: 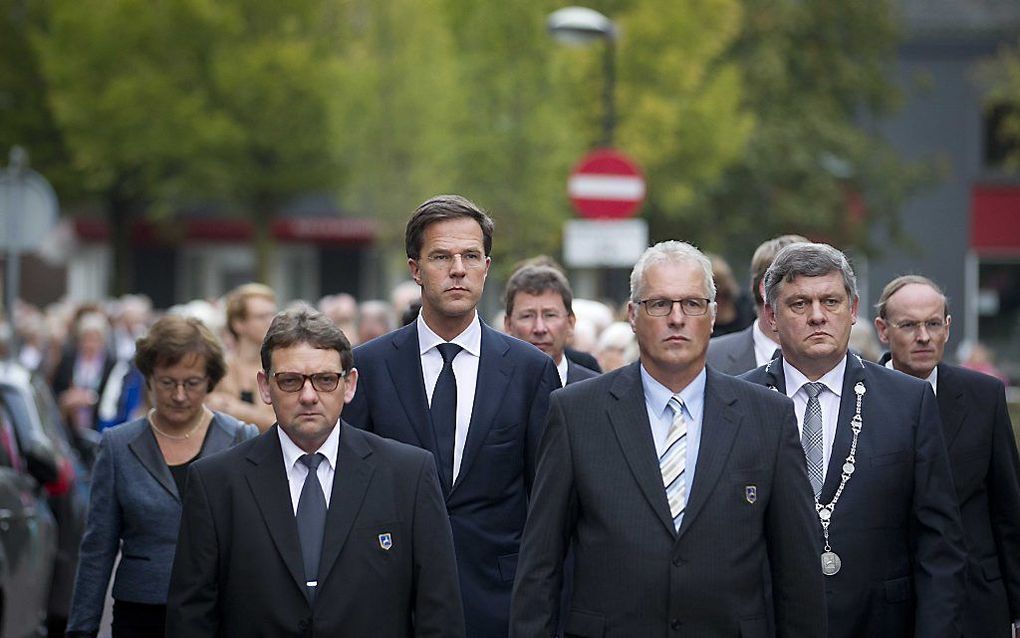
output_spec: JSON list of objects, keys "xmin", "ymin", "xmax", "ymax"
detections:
[
  {"xmin": 706, "ymin": 324, "xmax": 758, "ymax": 376},
  {"xmin": 511, "ymin": 363, "xmax": 826, "ymax": 637},
  {"xmin": 67, "ymin": 413, "xmax": 257, "ymax": 633},
  {"xmin": 566, "ymin": 359, "xmax": 599, "ymax": 385}
]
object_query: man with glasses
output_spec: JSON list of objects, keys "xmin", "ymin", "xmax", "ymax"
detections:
[
  {"xmin": 511, "ymin": 241, "xmax": 825, "ymax": 637},
  {"xmin": 503, "ymin": 264, "xmax": 598, "ymax": 387},
  {"xmin": 876, "ymin": 275, "xmax": 1020, "ymax": 637},
  {"xmin": 167, "ymin": 307, "xmax": 465, "ymax": 637},
  {"xmin": 742, "ymin": 244, "xmax": 966, "ymax": 637},
  {"xmin": 344, "ymin": 195, "xmax": 560, "ymax": 637}
]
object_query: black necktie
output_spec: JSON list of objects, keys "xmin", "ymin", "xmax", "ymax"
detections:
[
  {"xmin": 296, "ymin": 453, "xmax": 326, "ymax": 602},
  {"xmin": 431, "ymin": 343, "xmax": 462, "ymax": 493}
]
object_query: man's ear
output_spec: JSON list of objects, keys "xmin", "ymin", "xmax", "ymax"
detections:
[
  {"xmin": 256, "ymin": 370, "xmax": 273, "ymax": 405},
  {"xmin": 874, "ymin": 317, "xmax": 890, "ymax": 344}
]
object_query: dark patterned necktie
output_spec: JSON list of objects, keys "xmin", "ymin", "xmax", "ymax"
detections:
[{"xmin": 802, "ymin": 383, "xmax": 825, "ymax": 499}]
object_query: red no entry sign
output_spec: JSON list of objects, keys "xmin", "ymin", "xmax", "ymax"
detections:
[{"xmin": 567, "ymin": 149, "xmax": 646, "ymax": 219}]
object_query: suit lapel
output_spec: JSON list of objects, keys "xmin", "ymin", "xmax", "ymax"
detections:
[
  {"xmin": 936, "ymin": 364, "xmax": 966, "ymax": 448},
  {"xmin": 677, "ymin": 371, "xmax": 743, "ymax": 541},
  {"xmin": 820, "ymin": 355, "xmax": 864, "ymax": 502},
  {"xmin": 317, "ymin": 424, "xmax": 376, "ymax": 591},
  {"xmin": 384, "ymin": 325, "xmax": 434, "ymax": 451},
  {"xmin": 128, "ymin": 426, "xmax": 178, "ymax": 501},
  {"xmin": 454, "ymin": 324, "xmax": 512, "ymax": 495},
  {"xmin": 244, "ymin": 427, "xmax": 307, "ymax": 596},
  {"xmin": 204, "ymin": 414, "xmax": 239, "ymax": 455},
  {"xmin": 607, "ymin": 364, "xmax": 676, "ymax": 537}
]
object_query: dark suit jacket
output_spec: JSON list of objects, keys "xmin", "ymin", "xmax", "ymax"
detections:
[
  {"xmin": 67, "ymin": 413, "xmax": 257, "ymax": 634},
  {"xmin": 344, "ymin": 321, "xmax": 560, "ymax": 637},
  {"xmin": 706, "ymin": 324, "xmax": 758, "ymax": 376},
  {"xmin": 934, "ymin": 362, "xmax": 1020, "ymax": 635},
  {"xmin": 565, "ymin": 359, "xmax": 599, "ymax": 385},
  {"xmin": 565, "ymin": 348, "xmax": 601, "ymax": 374},
  {"xmin": 51, "ymin": 346, "xmax": 118, "ymax": 429},
  {"xmin": 741, "ymin": 355, "xmax": 967, "ymax": 638},
  {"xmin": 510, "ymin": 363, "xmax": 826, "ymax": 638},
  {"xmin": 165, "ymin": 424, "xmax": 465, "ymax": 638}
]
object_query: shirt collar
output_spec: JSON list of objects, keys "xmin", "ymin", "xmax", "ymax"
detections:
[
  {"xmin": 885, "ymin": 358, "xmax": 938, "ymax": 395},
  {"xmin": 640, "ymin": 364, "xmax": 707, "ymax": 422},
  {"xmin": 277, "ymin": 420, "xmax": 341, "ymax": 471},
  {"xmin": 783, "ymin": 354, "xmax": 847, "ymax": 400},
  {"xmin": 417, "ymin": 312, "xmax": 482, "ymax": 358},
  {"xmin": 556, "ymin": 355, "xmax": 569, "ymax": 387}
]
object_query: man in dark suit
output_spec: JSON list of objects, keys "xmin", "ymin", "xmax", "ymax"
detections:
[
  {"xmin": 504, "ymin": 264, "xmax": 598, "ymax": 387},
  {"xmin": 166, "ymin": 308, "xmax": 464, "ymax": 637},
  {"xmin": 511, "ymin": 240, "xmax": 825, "ymax": 637},
  {"xmin": 875, "ymin": 274, "xmax": 1020, "ymax": 637},
  {"xmin": 742, "ymin": 243, "xmax": 967, "ymax": 637},
  {"xmin": 344, "ymin": 195, "xmax": 561, "ymax": 637},
  {"xmin": 707, "ymin": 234, "xmax": 807, "ymax": 375}
]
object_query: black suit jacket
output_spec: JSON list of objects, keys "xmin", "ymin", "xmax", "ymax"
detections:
[
  {"xmin": 933, "ymin": 362, "xmax": 1020, "ymax": 635},
  {"xmin": 165, "ymin": 424, "xmax": 465, "ymax": 637},
  {"xmin": 344, "ymin": 321, "xmax": 560, "ymax": 637},
  {"xmin": 510, "ymin": 363, "xmax": 826, "ymax": 637},
  {"xmin": 565, "ymin": 348, "xmax": 601, "ymax": 374},
  {"xmin": 741, "ymin": 355, "xmax": 967, "ymax": 638},
  {"xmin": 706, "ymin": 324, "xmax": 758, "ymax": 376}
]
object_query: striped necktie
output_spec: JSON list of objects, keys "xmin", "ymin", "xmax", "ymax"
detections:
[
  {"xmin": 801, "ymin": 382, "xmax": 826, "ymax": 499},
  {"xmin": 661, "ymin": 396, "xmax": 689, "ymax": 531}
]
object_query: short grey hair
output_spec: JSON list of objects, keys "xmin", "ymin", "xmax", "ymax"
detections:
[
  {"xmin": 764, "ymin": 243, "xmax": 858, "ymax": 309},
  {"xmin": 629, "ymin": 241, "xmax": 717, "ymax": 303}
]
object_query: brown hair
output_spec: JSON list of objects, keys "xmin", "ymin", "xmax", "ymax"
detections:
[
  {"xmin": 504, "ymin": 265, "xmax": 574, "ymax": 317},
  {"xmin": 404, "ymin": 195, "xmax": 494, "ymax": 260},
  {"xmin": 135, "ymin": 315, "xmax": 227, "ymax": 391},
  {"xmin": 750, "ymin": 234, "xmax": 809, "ymax": 306},
  {"xmin": 875, "ymin": 275, "xmax": 949, "ymax": 319},
  {"xmin": 225, "ymin": 283, "xmax": 277, "ymax": 339},
  {"xmin": 260, "ymin": 305, "xmax": 354, "ymax": 373}
]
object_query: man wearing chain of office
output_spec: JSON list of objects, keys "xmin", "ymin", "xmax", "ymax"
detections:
[{"xmin": 741, "ymin": 242, "xmax": 967, "ymax": 637}]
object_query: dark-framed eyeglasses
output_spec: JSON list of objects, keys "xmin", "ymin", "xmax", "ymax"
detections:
[
  {"xmin": 272, "ymin": 371, "xmax": 348, "ymax": 393},
  {"xmin": 638, "ymin": 297, "xmax": 712, "ymax": 317},
  {"xmin": 154, "ymin": 377, "xmax": 208, "ymax": 394}
]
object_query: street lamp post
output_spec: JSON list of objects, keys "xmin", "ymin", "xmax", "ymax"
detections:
[{"xmin": 547, "ymin": 6, "xmax": 617, "ymax": 148}]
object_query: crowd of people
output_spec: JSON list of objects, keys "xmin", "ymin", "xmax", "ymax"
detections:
[{"xmin": 7, "ymin": 193, "xmax": 1017, "ymax": 637}]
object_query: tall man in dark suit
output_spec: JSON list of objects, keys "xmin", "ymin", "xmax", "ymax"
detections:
[
  {"xmin": 708, "ymin": 234, "xmax": 807, "ymax": 375},
  {"xmin": 742, "ymin": 243, "xmax": 967, "ymax": 637},
  {"xmin": 511, "ymin": 240, "xmax": 826, "ymax": 637},
  {"xmin": 875, "ymin": 274, "xmax": 1020, "ymax": 637},
  {"xmin": 504, "ymin": 264, "xmax": 598, "ymax": 387},
  {"xmin": 166, "ymin": 308, "xmax": 465, "ymax": 637},
  {"xmin": 344, "ymin": 195, "xmax": 561, "ymax": 637}
]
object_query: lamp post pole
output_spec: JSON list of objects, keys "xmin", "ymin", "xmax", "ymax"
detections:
[{"xmin": 547, "ymin": 6, "xmax": 618, "ymax": 148}]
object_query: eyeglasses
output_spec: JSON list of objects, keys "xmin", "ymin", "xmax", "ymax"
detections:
[
  {"xmin": 154, "ymin": 377, "xmax": 208, "ymax": 393},
  {"xmin": 272, "ymin": 371, "xmax": 347, "ymax": 393},
  {"xmin": 891, "ymin": 319, "xmax": 947, "ymax": 335},
  {"xmin": 424, "ymin": 252, "xmax": 487, "ymax": 270},
  {"xmin": 638, "ymin": 298, "xmax": 712, "ymax": 317}
]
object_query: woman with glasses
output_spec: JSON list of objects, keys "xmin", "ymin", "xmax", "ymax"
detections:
[{"xmin": 67, "ymin": 315, "xmax": 258, "ymax": 638}]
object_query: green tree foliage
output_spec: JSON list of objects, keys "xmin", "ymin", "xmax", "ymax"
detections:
[
  {"xmin": 3, "ymin": 0, "xmax": 920, "ymax": 299},
  {"xmin": 682, "ymin": 0, "xmax": 931, "ymax": 259},
  {"xmin": 984, "ymin": 41, "xmax": 1020, "ymax": 170}
]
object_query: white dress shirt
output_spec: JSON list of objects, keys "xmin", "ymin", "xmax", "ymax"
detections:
[
  {"xmin": 417, "ymin": 313, "xmax": 481, "ymax": 482},
  {"xmin": 640, "ymin": 365, "xmax": 707, "ymax": 529},
  {"xmin": 884, "ymin": 359, "xmax": 938, "ymax": 395},
  {"xmin": 278, "ymin": 421, "xmax": 340, "ymax": 514},
  {"xmin": 783, "ymin": 355, "xmax": 847, "ymax": 484},
  {"xmin": 555, "ymin": 355, "xmax": 569, "ymax": 388},
  {"xmin": 752, "ymin": 319, "xmax": 781, "ymax": 368}
]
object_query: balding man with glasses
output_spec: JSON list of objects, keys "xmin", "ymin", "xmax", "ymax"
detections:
[
  {"xmin": 876, "ymin": 275, "xmax": 1020, "ymax": 637},
  {"xmin": 167, "ymin": 306, "xmax": 465, "ymax": 637}
]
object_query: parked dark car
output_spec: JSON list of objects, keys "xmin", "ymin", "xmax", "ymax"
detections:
[
  {"xmin": 0, "ymin": 393, "xmax": 58, "ymax": 637},
  {"xmin": 0, "ymin": 362, "xmax": 89, "ymax": 636}
]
